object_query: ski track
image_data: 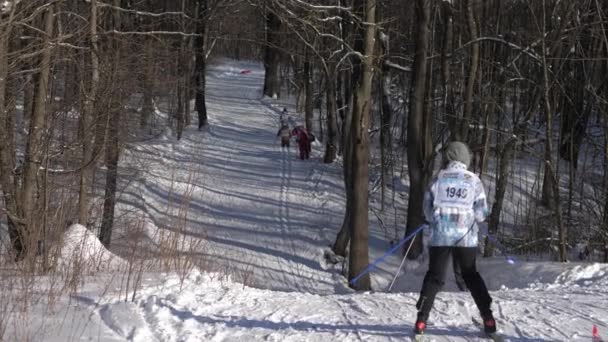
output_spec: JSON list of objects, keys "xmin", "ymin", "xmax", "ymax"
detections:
[
  {"xmin": 82, "ymin": 61, "xmax": 608, "ymax": 342},
  {"xmin": 136, "ymin": 64, "xmax": 340, "ymax": 295}
]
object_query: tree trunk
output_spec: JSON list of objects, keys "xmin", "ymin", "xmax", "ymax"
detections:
[
  {"xmin": 184, "ymin": 70, "xmax": 192, "ymax": 127},
  {"xmin": 604, "ymin": 85, "xmax": 608, "ymax": 262},
  {"xmin": 176, "ymin": 38, "xmax": 186, "ymax": 140},
  {"xmin": 540, "ymin": 1, "xmax": 566, "ymax": 261},
  {"xmin": 348, "ymin": 0, "xmax": 376, "ymax": 291},
  {"xmin": 337, "ymin": 69, "xmax": 345, "ymax": 156},
  {"xmin": 78, "ymin": 0, "xmax": 100, "ymax": 225},
  {"xmin": 304, "ymin": 50, "xmax": 313, "ymax": 132},
  {"xmin": 176, "ymin": 77, "xmax": 185, "ymax": 139},
  {"xmin": 405, "ymin": 0, "xmax": 431, "ymax": 260},
  {"xmin": 485, "ymin": 139, "xmax": 514, "ymax": 256},
  {"xmin": 99, "ymin": 109, "xmax": 119, "ymax": 248},
  {"xmin": 140, "ymin": 39, "xmax": 155, "ymax": 129},
  {"xmin": 0, "ymin": 7, "xmax": 23, "ymax": 257},
  {"xmin": 600, "ymin": 0, "xmax": 608, "ymax": 262},
  {"xmin": 458, "ymin": 0, "xmax": 479, "ymax": 143},
  {"xmin": 263, "ymin": 10, "xmax": 281, "ymax": 99},
  {"xmin": 195, "ymin": 0, "xmax": 208, "ymax": 129},
  {"xmin": 99, "ymin": 1, "xmax": 122, "ymax": 248},
  {"xmin": 323, "ymin": 64, "xmax": 338, "ymax": 163},
  {"xmin": 183, "ymin": 0, "xmax": 192, "ymax": 127},
  {"xmin": 440, "ymin": 0, "xmax": 453, "ymax": 136},
  {"xmin": 341, "ymin": 71, "xmax": 353, "ymax": 157},
  {"xmin": 480, "ymin": 111, "xmax": 491, "ymax": 174},
  {"xmin": 332, "ymin": 0, "xmax": 354, "ymax": 255},
  {"xmin": 379, "ymin": 32, "xmax": 393, "ymax": 212},
  {"xmin": 558, "ymin": 62, "xmax": 590, "ymax": 170},
  {"xmin": 333, "ymin": 205, "xmax": 351, "ymax": 257},
  {"xmin": 23, "ymin": 75, "xmax": 34, "ymax": 133},
  {"xmin": 333, "ymin": 74, "xmax": 354, "ymax": 257},
  {"xmin": 19, "ymin": 4, "xmax": 54, "ymax": 258},
  {"xmin": 296, "ymin": 85, "xmax": 306, "ymax": 113},
  {"xmin": 337, "ymin": 0, "xmax": 349, "ymax": 156}
]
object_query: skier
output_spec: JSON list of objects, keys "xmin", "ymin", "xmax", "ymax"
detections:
[
  {"xmin": 280, "ymin": 107, "xmax": 288, "ymax": 124},
  {"xmin": 277, "ymin": 123, "xmax": 291, "ymax": 149},
  {"xmin": 414, "ymin": 141, "xmax": 497, "ymax": 336},
  {"xmin": 292, "ymin": 125, "xmax": 311, "ymax": 160}
]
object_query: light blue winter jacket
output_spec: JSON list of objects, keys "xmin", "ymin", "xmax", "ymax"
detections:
[{"xmin": 423, "ymin": 161, "xmax": 489, "ymax": 247}]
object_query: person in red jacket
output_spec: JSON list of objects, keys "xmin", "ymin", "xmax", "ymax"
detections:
[{"xmin": 292, "ymin": 126, "xmax": 311, "ymax": 160}]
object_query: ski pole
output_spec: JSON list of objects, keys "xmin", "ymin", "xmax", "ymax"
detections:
[
  {"xmin": 387, "ymin": 234, "xmax": 417, "ymax": 292},
  {"xmin": 480, "ymin": 224, "xmax": 516, "ymax": 264},
  {"xmin": 350, "ymin": 224, "xmax": 426, "ymax": 286}
]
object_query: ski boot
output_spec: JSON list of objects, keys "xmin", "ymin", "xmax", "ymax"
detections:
[
  {"xmin": 412, "ymin": 318, "xmax": 427, "ymax": 342},
  {"xmin": 414, "ymin": 318, "xmax": 426, "ymax": 334},
  {"xmin": 482, "ymin": 313, "xmax": 496, "ymax": 334}
]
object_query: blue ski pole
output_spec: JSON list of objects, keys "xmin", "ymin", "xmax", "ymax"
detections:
[
  {"xmin": 350, "ymin": 224, "xmax": 426, "ymax": 286},
  {"xmin": 480, "ymin": 224, "xmax": 516, "ymax": 264}
]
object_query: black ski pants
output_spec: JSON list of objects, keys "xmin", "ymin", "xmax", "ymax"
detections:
[{"xmin": 416, "ymin": 246, "xmax": 493, "ymax": 321}]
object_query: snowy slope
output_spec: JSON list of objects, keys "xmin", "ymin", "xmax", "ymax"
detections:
[
  {"xmin": 3, "ymin": 59, "xmax": 607, "ymax": 342},
  {"xmin": 100, "ymin": 264, "xmax": 608, "ymax": 342}
]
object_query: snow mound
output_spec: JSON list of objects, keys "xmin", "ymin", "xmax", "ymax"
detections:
[
  {"xmin": 554, "ymin": 263, "xmax": 608, "ymax": 287},
  {"xmin": 59, "ymin": 224, "xmax": 126, "ymax": 271}
]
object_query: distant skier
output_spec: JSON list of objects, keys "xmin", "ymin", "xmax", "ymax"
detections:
[
  {"xmin": 280, "ymin": 107, "xmax": 288, "ymax": 124},
  {"xmin": 414, "ymin": 141, "xmax": 497, "ymax": 336},
  {"xmin": 277, "ymin": 123, "xmax": 291, "ymax": 149},
  {"xmin": 292, "ymin": 125, "xmax": 311, "ymax": 160}
]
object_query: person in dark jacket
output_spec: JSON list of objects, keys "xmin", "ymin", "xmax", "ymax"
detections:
[
  {"xmin": 414, "ymin": 141, "xmax": 497, "ymax": 336},
  {"xmin": 277, "ymin": 124, "xmax": 291, "ymax": 149}
]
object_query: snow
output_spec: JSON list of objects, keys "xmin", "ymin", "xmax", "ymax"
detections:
[
  {"xmin": 58, "ymin": 224, "xmax": 127, "ymax": 271},
  {"xmin": 2, "ymin": 59, "xmax": 607, "ymax": 341}
]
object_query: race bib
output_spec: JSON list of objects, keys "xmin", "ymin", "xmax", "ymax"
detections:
[{"xmin": 435, "ymin": 173, "xmax": 475, "ymax": 209}]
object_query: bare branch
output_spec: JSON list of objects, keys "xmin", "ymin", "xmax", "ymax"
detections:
[
  {"xmin": 56, "ymin": 42, "xmax": 89, "ymax": 50},
  {"xmin": 288, "ymin": 0, "xmax": 351, "ymax": 12},
  {"xmin": 385, "ymin": 60, "xmax": 412, "ymax": 72},
  {"xmin": 103, "ymin": 29, "xmax": 201, "ymax": 37},
  {"xmin": 96, "ymin": 2, "xmax": 193, "ymax": 20}
]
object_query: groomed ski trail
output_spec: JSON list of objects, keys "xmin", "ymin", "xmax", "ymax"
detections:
[{"xmin": 135, "ymin": 60, "xmax": 345, "ymax": 295}]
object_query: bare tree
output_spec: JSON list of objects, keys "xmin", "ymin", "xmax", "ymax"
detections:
[
  {"xmin": 347, "ymin": 0, "xmax": 377, "ymax": 291},
  {"xmin": 195, "ymin": 0, "xmax": 209, "ymax": 129},
  {"xmin": 456, "ymin": 0, "xmax": 480, "ymax": 142},
  {"xmin": 0, "ymin": 1, "xmax": 22, "ymax": 257},
  {"xmin": 404, "ymin": 0, "xmax": 432, "ymax": 260},
  {"xmin": 263, "ymin": 7, "xmax": 282, "ymax": 99},
  {"xmin": 18, "ymin": 3, "xmax": 55, "ymax": 259},
  {"xmin": 99, "ymin": 0, "xmax": 123, "ymax": 247},
  {"xmin": 78, "ymin": 0, "xmax": 101, "ymax": 225}
]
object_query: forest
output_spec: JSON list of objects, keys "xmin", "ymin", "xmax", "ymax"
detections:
[
  {"xmin": 1, "ymin": 0, "xmax": 608, "ymax": 311},
  {"xmin": 2, "ymin": 1, "xmax": 608, "ymax": 341}
]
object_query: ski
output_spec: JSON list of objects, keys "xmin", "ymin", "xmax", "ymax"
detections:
[{"xmin": 471, "ymin": 317, "xmax": 505, "ymax": 342}]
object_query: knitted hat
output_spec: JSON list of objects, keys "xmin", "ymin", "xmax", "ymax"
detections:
[{"xmin": 445, "ymin": 141, "xmax": 471, "ymax": 167}]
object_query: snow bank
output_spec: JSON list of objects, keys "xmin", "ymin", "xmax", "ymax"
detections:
[
  {"xmin": 554, "ymin": 263, "xmax": 608, "ymax": 287},
  {"xmin": 58, "ymin": 224, "xmax": 126, "ymax": 271}
]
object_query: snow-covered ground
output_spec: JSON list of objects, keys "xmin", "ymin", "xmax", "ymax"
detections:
[{"xmin": 2, "ymin": 59, "xmax": 607, "ymax": 341}]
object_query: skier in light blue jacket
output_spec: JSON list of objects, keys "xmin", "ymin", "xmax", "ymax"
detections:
[{"xmin": 414, "ymin": 141, "xmax": 497, "ymax": 336}]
